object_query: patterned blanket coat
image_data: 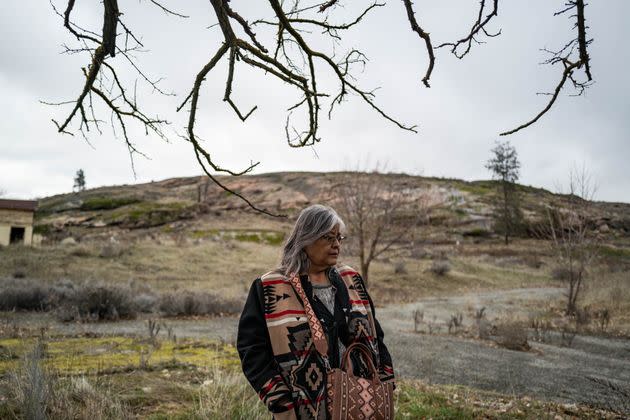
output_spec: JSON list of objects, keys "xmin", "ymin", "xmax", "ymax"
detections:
[{"xmin": 237, "ymin": 265, "xmax": 395, "ymax": 420}]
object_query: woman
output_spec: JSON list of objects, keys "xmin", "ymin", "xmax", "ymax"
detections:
[{"xmin": 237, "ymin": 204, "xmax": 395, "ymax": 420}]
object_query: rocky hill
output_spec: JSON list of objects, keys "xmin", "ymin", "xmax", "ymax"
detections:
[{"xmin": 33, "ymin": 172, "xmax": 630, "ymax": 247}]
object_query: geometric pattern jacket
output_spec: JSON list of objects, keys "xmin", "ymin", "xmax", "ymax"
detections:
[{"xmin": 237, "ymin": 265, "xmax": 395, "ymax": 420}]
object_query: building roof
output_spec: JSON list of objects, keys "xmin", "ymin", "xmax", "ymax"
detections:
[{"xmin": 0, "ymin": 199, "xmax": 38, "ymax": 212}]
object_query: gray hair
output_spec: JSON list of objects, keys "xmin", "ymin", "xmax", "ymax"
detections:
[{"xmin": 279, "ymin": 204, "xmax": 346, "ymax": 276}]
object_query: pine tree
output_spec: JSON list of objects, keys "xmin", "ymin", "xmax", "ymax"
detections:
[
  {"xmin": 485, "ymin": 141, "xmax": 523, "ymax": 245},
  {"xmin": 73, "ymin": 169, "xmax": 86, "ymax": 192}
]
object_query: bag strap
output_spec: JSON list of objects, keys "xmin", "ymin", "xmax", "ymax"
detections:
[
  {"xmin": 341, "ymin": 342, "xmax": 379, "ymax": 380},
  {"xmin": 289, "ymin": 273, "xmax": 329, "ymax": 358}
]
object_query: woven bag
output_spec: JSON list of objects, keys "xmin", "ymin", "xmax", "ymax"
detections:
[
  {"xmin": 326, "ymin": 342, "xmax": 395, "ymax": 419},
  {"xmin": 289, "ymin": 275, "xmax": 394, "ymax": 419}
]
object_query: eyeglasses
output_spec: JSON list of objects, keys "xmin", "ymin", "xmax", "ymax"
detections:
[{"xmin": 320, "ymin": 233, "xmax": 346, "ymax": 245}]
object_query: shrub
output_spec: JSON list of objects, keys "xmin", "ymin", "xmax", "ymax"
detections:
[
  {"xmin": 8, "ymin": 342, "xmax": 50, "ymax": 420},
  {"xmin": 0, "ymin": 282, "xmax": 50, "ymax": 311},
  {"xmin": 575, "ymin": 306, "xmax": 591, "ymax": 329},
  {"xmin": 413, "ymin": 309, "xmax": 424, "ymax": 333},
  {"xmin": 560, "ymin": 325, "xmax": 576, "ymax": 347},
  {"xmin": 32, "ymin": 224, "xmax": 52, "ymax": 235},
  {"xmin": 430, "ymin": 260, "xmax": 451, "ymax": 276},
  {"xmin": 0, "ymin": 277, "xmax": 241, "ymax": 321},
  {"xmin": 462, "ymin": 228, "xmax": 492, "ymax": 238},
  {"xmin": 410, "ymin": 247, "xmax": 428, "ymax": 259},
  {"xmin": 551, "ymin": 266, "xmax": 573, "ymax": 281},
  {"xmin": 447, "ymin": 312, "xmax": 463, "ymax": 334},
  {"xmin": 159, "ymin": 291, "xmax": 241, "ymax": 317},
  {"xmin": 98, "ymin": 243, "xmax": 127, "ymax": 258},
  {"xmin": 133, "ymin": 293, "xmax": 159, "ymax": 313},
  {"xmin": 530, "ymin": 318, "xmax": 552, "ymax": 343},
  {"xmin": 58, "ymin": 283, "xmax": 137, "ymax": 322},
  {"xmin": 80, "ymin": 197, "xmax": 139, "ymax": 211},
  {"xmin": 394, "ymin": 261, "xmax": 408, "ymax": 274},
  {"xmin": 494, "ymin": 322, "xmax": 530, "ymax": 351},
  {"xmin": 474, "ymin": 307, "xmax": 491, "ymax": 339},
  {"xmin": 595, "ymin": 308, "xmax": 611, "ymax": 333},
  {"xmin": 521, "ymin": 255, "xmax": 544, "ymax": 269},
  {"xmin": 69, "ymin": 244, "xmax": 92, "ymax": 257},
  {"xmin": 6, "ymin": 342, "xmax": 130, "ymax": 419}
]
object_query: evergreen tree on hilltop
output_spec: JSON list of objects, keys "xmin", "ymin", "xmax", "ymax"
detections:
[{"xmin": 485, "ymin": 141, "xmax": 524, "ymax": 245}]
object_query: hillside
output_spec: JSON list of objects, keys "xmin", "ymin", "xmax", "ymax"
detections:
[
  {"xmin": 5, "ymin": 170, "xmax": 625, "ymax": 311},
  {"xmin": 32, "ymin": 171, "xmax": 630, "ymax": 245}
]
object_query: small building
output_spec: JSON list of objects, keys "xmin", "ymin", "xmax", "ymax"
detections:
[{"xmin": 0, "ymin": 199, "xmax": 38, "ymax": 246}]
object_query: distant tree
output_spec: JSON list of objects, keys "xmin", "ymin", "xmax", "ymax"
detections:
[
  {"xmin": 197, "ymin": 178, "xmax": 210, "ymax": 203},
  {"xmin": 73, "ymin": 169, "xmax": 86, "ymax": 192},
  {"xmin": 546, "ymin": 166, "xmax": 598, "ymax": 315},
  {"xmin": 485, "ymin": 140, "xmax": 523, "ymax": 245},
  {"xmin": 333, "ymin": 168, "xmax": 436, "ymax": 287}
]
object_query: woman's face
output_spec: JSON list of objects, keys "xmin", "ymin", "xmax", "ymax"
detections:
[{"xmin": 304, "ymin": 225, "xmax": 342, "ymax": 270}]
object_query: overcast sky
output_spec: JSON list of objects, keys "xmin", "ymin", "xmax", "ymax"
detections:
[{"xmin": 1, "ymin": 1, "xmax": 628, "ymax": 203}]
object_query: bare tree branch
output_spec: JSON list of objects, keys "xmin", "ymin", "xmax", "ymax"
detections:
[
  {"xmin": 436, "ymin": 0, "xmax": 500, "ymax": 59},
  {"xmin": 147, "ymin": 0, "xmax": 189, "ymax": 18},
  {"xmin": 500, "ymin": 59, "xmax": 579, "ymax": 136},
  {"xmin": 48, "ymin": 0, "xmax": 597, "ymax": 215},
  {"xmin": 402, "ymin": 0, "xmax": 435, "ymax": 87},
  {"xmin": 501, "ymin": 0, "xmax": 593, "ymax": 136}
]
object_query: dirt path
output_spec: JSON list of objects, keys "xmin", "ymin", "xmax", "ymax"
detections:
[{"xmin": 4, "ymin": 286, "xmax": 629, "ymax": 413}]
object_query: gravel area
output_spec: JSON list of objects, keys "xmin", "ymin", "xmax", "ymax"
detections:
[{"xmin": 379, "ymin": 287, "xmax": 630, "ymax": 414}]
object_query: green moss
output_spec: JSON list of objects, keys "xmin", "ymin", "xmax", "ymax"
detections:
[
  {"xmin": 189, "ymin": 229, "xmax": 284, "ymax": 246},
  {"xmin": 462, "ymin": 228, "xmax": 492, "ymax": 238},
  {"xmin": 0, "ymin": 336, "xmax": 240, "ymax": 375},
  {"xmin": 453, "ymin": 208, "xmax": 468, "ymax": 218},
  {"xmin": 80, "ymin": 197, "xmax": 140, "ymax": 211},
  {"xmin": 33, "ymin": 224, "xmax": 52, "ymax": 235},
  {"xmin": 598, "ymin": 245, "xmax": 630, "ymax": 260},
  {"xmin": 106, "ymin": 202, "xmax": 194, "ymax": 227},
  {"xmin": 234, "ymin": 232, "xmax": 262, "ymax": 243},
  {"xmin": 264, "ymin": 232, "xmax": 285, "ymax": 246},
  {"xmin": 457, "ymin": 181, "xmax": 495, "ymax": 196},
  {"xmin": 190, "ymin": 229, "xmax": 219, "ymax": 239}
]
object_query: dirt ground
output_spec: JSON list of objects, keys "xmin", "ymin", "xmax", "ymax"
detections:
[{"xmin": 3, "ymin": 286, "xmax": 629, "ymax": 415}]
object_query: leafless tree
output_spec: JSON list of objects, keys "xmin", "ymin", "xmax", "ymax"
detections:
[
  {"xmin": 546, "ymin": 166, "xmax": 598, "ymax": 315},
  {"xmin": 331, "ymin": 169, "xmax": 438, "ymax": 286},
  {"xmin": 47, "ymin": 0, "xmax": 593, "ymax": 215}
]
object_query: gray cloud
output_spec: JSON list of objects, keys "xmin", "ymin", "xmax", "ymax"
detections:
[{"xmin": 1, "ymin": 1, "xmax": 628, "ymax": 202}]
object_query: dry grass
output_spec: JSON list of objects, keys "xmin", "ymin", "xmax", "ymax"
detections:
[
  {"xmin": 1, "ymin": 238, "xmax": 554, "ymax": 309},
  {"xmin": 3, "ymin": 341, "xmax": 130, "ymax": 420},
  {"xmin": 2, "ymin": 236, "xmax": 626, "ymax": 328},
  {"xmin": 362, "ymin": 252, "xmax": 554, "ymax": 305},
  {"xmin": 0, "ymin": 239, "xmax": 280, "ymax": 297},
  {"xmin": 581, "ymin": 267, "xmax": 630, "ymax": 332}
]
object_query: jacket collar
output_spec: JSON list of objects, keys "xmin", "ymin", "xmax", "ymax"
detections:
[{"xmin": 299, "ymin": 266, "xmax": 346, "ymax": 301}]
